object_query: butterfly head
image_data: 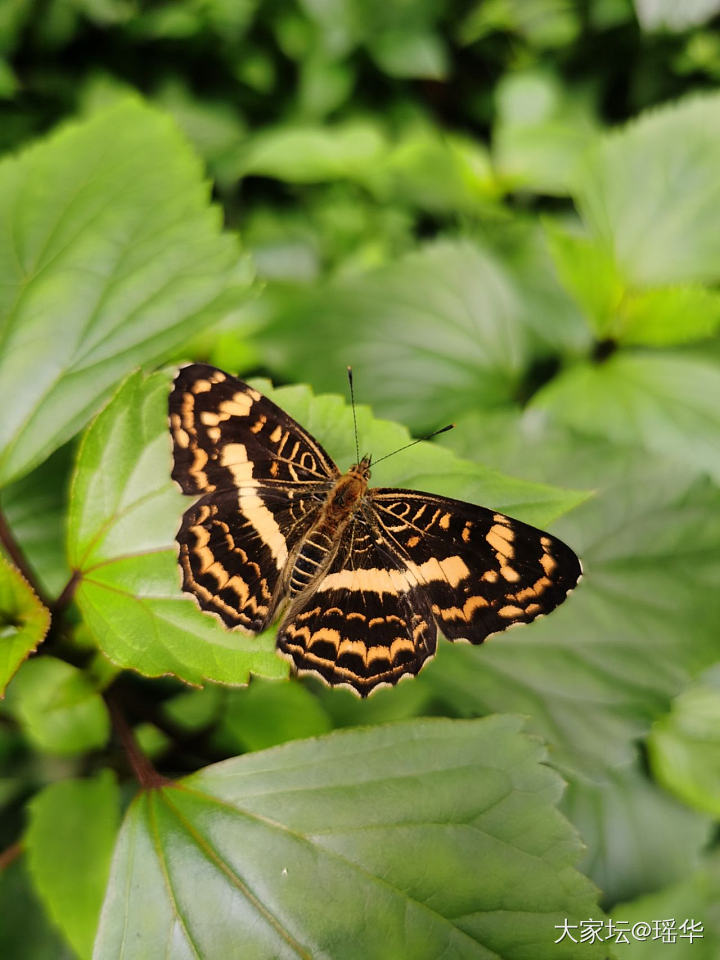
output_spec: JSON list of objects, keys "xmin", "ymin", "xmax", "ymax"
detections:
[{"xmin": 349, "ymin": 456, "xmax": 372, "ymax": 481}]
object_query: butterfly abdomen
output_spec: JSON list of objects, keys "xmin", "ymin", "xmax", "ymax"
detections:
[
  {"xmin": 289, "ymin": 530, "xmax": 335, "ymax": 596},
  {"xmin": 288, "ymin": 468, "xmax": 370, "ymax": 597}
]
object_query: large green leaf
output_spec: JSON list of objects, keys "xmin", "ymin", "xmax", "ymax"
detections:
[
  {"xmin": 258, "ymin": 235, "xmax": 587, "ymax": 433},
  {"xmin": 94, "ymin": 717, "xmax": 606, "ymax": 960},
  {"xmin": 68, "ymin": 368, "xmax": 584, "ymax": 688},
  {"xmin": 0, "ymin": 553, "xmax": 50, "ymax": 696},
  {"xmin": 533, "ymin": 351, "xmax": 720, "ymax": 483},
  {"xmin": 648, "ymin": 666, "xmax": 720, "ymax": 816},
  {"xmin": 67, "ymin": 371, "xmax": 285, "ymax": 687},
  {"xmin": 0, "ymin": 96, "xmax": 251, "ymax": 487},
  {"xmin": 576, "ymin": 92, "xmax": 720, "ymax": 288},
  {"xmin": 25, "ymin": 771, "xmax": 121, "ymax": 960}
]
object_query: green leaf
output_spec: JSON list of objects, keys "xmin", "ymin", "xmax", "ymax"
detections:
[
  {"xmin": 6, "ymin": 657, "xmax": 110, "ymax": 755},
  {"xmin": 369, "ymin": 29, "xmax": 447, "ymax": 80},
  {"xmin": 576, "ymin": 92, "xmax": 720, "ymax": 288},
  {"xmin": 259, "ymin": 236, "xmax": 585, "ymax": 434},
  {"xmin": 635, "ymin": 0, "xmax": 720, "ymax": 32},
  {"xmin": 424, "ymin": 426, "xmax": 720, "ymax": 780},
  {"xmin": 533, "ymin": 351, "xmax": 720, "ymax": 483},
  {"xmin": 215, "ymin": 678, "xmax": 332, "ymax": 752},
  {"xmin": 0, "ymin": 858, "xmax": 75, "ymax": 960},
  {"xmin": 251, "ymin": 378, "xmax": 589, "ymax": 530},
  {"xmin": 620, "ymin": 286, "xmax": 720, "ymax": 345},
  {"xmin": 0, "ymin": 444, "xmax": 73, "ymax": 596},
  {"xmin": 25, "ymin": 771, "xmax": 121, "ymax": 960},
  {"xmin": 494, "ymin": 69, "xmax": 599, "ymax": 196},
  {"xmin": 648, "ymin": 666, "xmax": 720, "ymax": 816},
  {"xmin": 239, "ymin": 120, "xmax": 387, "ymax": 184},
  {"xmin": 611, "ymin": 854, "xmax": 720, "ymax": 958},
  {"xmin": 68, "ymin": 370, "xmax": 286, "ymax": 687},
  {"xmin": 544, "ymin": 219, "xmax": 624, "ymax": 337},
  {"xmin": 94, "ymin": 717, "xmax": 606, "ymax": 960},
  {"xmin": 0, "ymin": 554, "xmax": 50, "ymax": 696},
  {"xmin": 0, "ymin": 96, "xmax": 251, "ymax": 488},
  {"xmin": 562, "ymin": 761, "xmax": 712, "ymax": 905}
]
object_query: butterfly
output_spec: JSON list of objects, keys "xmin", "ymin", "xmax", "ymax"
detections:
[{"xmin": 169, "ymin": 364, "xmax": 582, "ymax": 696}]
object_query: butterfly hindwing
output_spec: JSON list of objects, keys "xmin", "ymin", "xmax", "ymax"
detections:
[
  {"xmin": 277, "ymin": 518, "xmax": 437, "ymax": 695},
  {"xmin": 177, "ymin": 486, "xmax": 326, "ymax": 632},
  {"xmin": 370, "ymin": 489, "xmax": 582, "ymax": 643},
  {"xmin": 169, "ymin": 363, "xmax": 339, "ymax": 494}
]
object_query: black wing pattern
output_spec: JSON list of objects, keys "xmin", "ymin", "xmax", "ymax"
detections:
[
  {"xmin": 277, "ymin": 516, "xmax": 437, "ymax": 695},
  {"xmin": 370, "ymin": 489, "xmax": 582, "ymax": 644},
  {"xmin": 170, "ymin": 364, "xmax": 337, "ymax": 631}
]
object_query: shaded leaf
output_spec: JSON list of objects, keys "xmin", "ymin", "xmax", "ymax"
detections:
[
  {"xmin": 0, "ymin": 553, "xmax": 50, "ymax": 696},
  {"xmin": 0, "ymin": 858, "xmax": 75, "ymax": 960},
  {"xmin": 0, "ymin": 96, "xmax": 251, "ymax": 487},
  {"xmin": 25, "ymin": 771, "xmax": 121, "ymax": 960},
  {"xmin": 94, "ymin": 717, "xmax": 606, "ymax": 960},
  {"xmin": 68, "ymin": 371, "xmax": 286, "ymax": 687},
  {"xmin": 6, "ymin": 657, "xmax": 110, "ymax": 755},
  {"xmin": 611, "ymin": 854, "xmax": 720, "ymax": 958},
  {"xmin": 648, "ymin": 666, "xmax": 720, "ymax": 817},
  {"xmin": 562, "ymin": 761, "xmax": 712, "ymax": 905},
  {"xmin": 533, "ymin": 351, "xmax": 720, "ymax": 483},
  {"xmin": 427, "ymin": 421, "xmax": 720, "ymax": 779},
  {"xmin": 215, "ymin": 678, "xmax": 332, "ymax": 753},
  {"xmin": 259, "ymin": 236, "xmax": 584, "ymax": 433},
  {"xmin": 0, "ymin": 444, "xmax": 73, "ymax": 597}
]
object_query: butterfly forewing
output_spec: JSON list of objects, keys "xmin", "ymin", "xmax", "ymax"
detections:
[
  {"xmin": 170, "ymin": 364, "xmax": 338, "ymax": 632},
  {"xmin": 169, "ymin": 362, "xmax": 339, "ymax": 493},
  {"xmin": 370, "ymin": 490, "xmax": 582, "ymax": 643},
  {"xmin": 170, "ymin": 364, "xmax": 582, "ymax": 694}
]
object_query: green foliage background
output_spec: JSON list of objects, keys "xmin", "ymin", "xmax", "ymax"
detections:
[{"xmin": 1, "ymin": 1, "xmax": 720, "ymax": 957}]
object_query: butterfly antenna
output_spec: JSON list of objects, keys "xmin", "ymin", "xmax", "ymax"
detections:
[
  {"xmin": 371, "ymin": 424, "xmax": 455, "ymax": 467},
  {"xmin": 347, "ymin": 366, "xmax": 361, "ymax": 464}
]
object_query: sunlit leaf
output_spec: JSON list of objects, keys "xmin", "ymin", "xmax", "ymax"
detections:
[
  {"xmin": 0, "ymin": 96, "xmax": 252, "ymax": 487},
  {"xmin": 94, "ymin": 717, "xmax": 606, "ymax": 960},
  {"xmin": 0, "ymin": 554, "xmax": 50, "ymax": 696}
]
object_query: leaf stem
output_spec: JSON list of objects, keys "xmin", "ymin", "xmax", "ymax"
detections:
[
  {"xmin": 52, "ymin": 569, "xmax": 81, "ymax": 616},
  {"xmin": 0, "ymin": 841, "xmax": 22, "ymax": 872},
  {"xmin": 104, "ymin": 689, "xmax": 172, "ymax": 790},
  {"xmin": 0, "ymin": 506, "xmax": 49, "ymax": 608}
]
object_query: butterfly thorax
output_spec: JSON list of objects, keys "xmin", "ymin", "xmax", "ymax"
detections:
[{"xmin": 287, "ymin": 459, "xmax": 371, "ymax": 598}]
